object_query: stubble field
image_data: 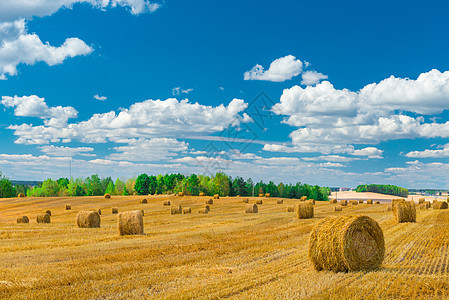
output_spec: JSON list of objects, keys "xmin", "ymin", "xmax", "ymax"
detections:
[{"xmin": 0, "ymin": 195, "xmax": 448, "ymax": 299}]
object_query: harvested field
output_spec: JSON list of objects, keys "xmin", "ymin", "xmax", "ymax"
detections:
[{"xmin": 0, "ymin": 195, "xmax": 448, "ymax": 298}]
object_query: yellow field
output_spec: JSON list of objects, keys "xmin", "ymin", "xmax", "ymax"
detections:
[{"xmin": 0, "ymin": 195, "xmax": 448, "ymax": 299}]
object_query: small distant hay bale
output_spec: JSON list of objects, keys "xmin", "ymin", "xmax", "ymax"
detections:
[
  {"xmin": 307, "ymin": 199, "xmax": 315, "ymax": 205},
  {"xmin": 349, "ymin": 200, "xmax": 358, "ymax": 205},
  {"xmin": 258, "ymin": 194, "xmax": 264, "ymax": 197},
  {"xmin": 256, "ymin": 199, "xmax": 263, "ymax": 205},
  {"xmin": 358, "ymin": 200, "xmax": 363, "ymax": 204},
  {"xmin": 309, "ymin": 215, "xmax": 385, "ymax": 272},
  {"xmin": 171, "ymin": 205, "xmax": 182, "ymax": 215},
  {"xmin": 204, "ymin": 205, "xmax": 210, "ymax": 212},
  {"xmin": 300, "ymin": 196, "xmax": 307, "ymax": 202},
  {"xmin": 419, "ymin": 203, "xmax": 429, "ymax": 210},
  {"xmin": 104, "ymin": 193, "xmax": 111, "ymax": 199},
  {"xmin": 112, "ymin": 207, "xmax": 119, "ymax": 214},
  {"xmin": 265, "ymin": 193, "xmax": 271, "ymax": 198},
  {"xmin": 118, "ymin": 210, "xmax": 144, "ymax": 236},
  {"xmin": 340, "ymin": 200, "xmax": 348, "ymax": 206},
  {"xmin": 45, "ymin": 210, "xmax": 51, "ymax": 216},
  {"xmin": 433, "ymin": 201, "xmax": 448, "ymax": 210},
  {"xmin": 76, "ymin": 211, "xmax": 101, "ymax": 228},
  {"xmin": 286, "ymin": 206, "xmax": 294, "ymax": 212},
  {"xmin": 367, "ymin": 199, "xmax": 373, "ymax": 204},
  {"xmin": 98, "ymin": 209, "xmax": 102, "ymax": 215},
  {"xmin": 237, "ymin": 195, "xmax": 240, "ymax": 197},
  {"xmin": 214, "ymin": 194, "xmax": 220, "ymax": 199},
  {"xmin": 245, "ymin": 203, "xmax": 258, "ymax": 213},
  {"xmin": 296, "ymin": 202, "xmax": 314, "ymax": 219},
  {"xmin": 277, "ymin": 199, "xmax": 283, "ymax": 204},
  {"xmin": 374, "ymin": 201, "xmax": 380, "ymax": 204},
  {"xmin": 394, "ymin": 201, "xmax": 416, "ymax": 223},
  {"xmin": 178, "ymin": 192, "xmax": 184, "ymax": 197},
  {"xmin": 333, "ymin": 206, "xmax": 342, "ymax": 212},
  {"xmin": 330, "ymin": 199, "xmax": 338, "ymax": 204},
  {"xmin": 183, "ymin": 207, "xmax": 191, "ymax": 214},
  {"xmin": 198, "ymin": 208, "xmax": 208, "ymax": 214},
  {"xmin": 37, "ymin": 213, "xmax": 50, "ymax": 224},
  {"xmin": 163, "ymin": 200, "xmax": 171, "ymax": 206},
  {"xmin": 243, "ymin": 198, "xmax": 249, "ymax": 203},
  {"xmin": 199, "ymin": 192, "xmax": 205, "ymax": 196},
  {"xmin": 206, "ymin": 199, "xmax": 213, "ymax": 204},
  {"xmin": 418, "ymin": 198, "xmax": 425, "ymax": 204},
  {"xmin": 66, "ymin": 204, "xmax": 71, "ymax": 210},
  {"xmin": 140, "ymin": 199, "xmax": 147, "ymax": 204},
  {"xmin": 18, "ymin": 193, "xmax": 25, "ymax": 198},
  {"xmin": 17, "ymin": 216, "xmax": 29, "ymax": 223}
]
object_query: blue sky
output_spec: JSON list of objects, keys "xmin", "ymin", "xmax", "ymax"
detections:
[{"xmin": 1, "ymin": 0, "xmax": 449, "ymax": 188}]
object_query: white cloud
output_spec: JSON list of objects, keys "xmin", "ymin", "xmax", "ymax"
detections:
[
  {"xmin": 301, "ymin": 70, "xmax": 328, "ymax": 86},
  {"xmin": 39, "ymin": 145, "xmax": 95, "ymax": 157},
  {"xmin": 352, "ymin": 147, "xmax": 383, "ymax": 158},
  {"xmin": 172, "ymin": 87, "xmax": 193, "ymax": 96},
  {"xmin": 303, "ymin": 155, "xmax": 359, "ymax": 163},
  {"xmin": 405, "ymin": 144, "xmax": 449, "ymax": 158},
  {"xmin": 5, "ymin": 97, "xmax": 249, "ymax": 144},
  {"xmin": 0, "ymin": 19, "xmax": 93, "ymax": 79},
  {"xmin": 244, "ymin": 55, "xmax": 303, "ymax": 82},
  {"xmin": 94, "ymin": 94, "xmax": 107, "ymax": 101}
]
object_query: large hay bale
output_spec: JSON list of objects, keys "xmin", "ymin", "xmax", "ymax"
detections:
[
  {"xmin": 245, "ymin": 203, "xmax": 258, "ymax": 213},
  {"xmin": 104, "ymin": 193, "xmax": 111, "ymax": 199},
  {"xmin": 349, "ymin": 200, "xmax": 358, "ymax": 205},
  {"xmin": 433, "ymin": 201, "xmax": 448, "ymax": 210},
  {"xmin": 163, "ymin": 200, "xmax": 171, "ymax": 206},
  {"xmin": 296, "ymin": 202, "xmax": 314, "ymax": 219},
  {"xmin": 206, "ymin": 199, "xmax": 213, "ymax": 204},
  {"xmin": 183, "ymin": 207, "xmax": 191, "ymax": 214},
  {"xmin": 199, "ymin": 192, "xmax": 205, "ymax": 196},
  {"xmin": 358, "ymin": 199, "xmax": 363, "ymax": 204},
  {"xmin": 334, "ymin": 206, "xmax": 342, "ymax": 212},
  {"xmin": 366, "ymin": 199, "xmax": 373, "ymax": 204},
  {"xmin": 391, "ymin": 199, "xmax": 405, "ymax": 211},
  {"xmin": 213, "ymin": 194, "xmax": 219, "ymax": 199},
  {"xmin": 18, "ymin": 193, "xmax": 25, "ymax": 198},
  {"xmin": 340, "ymin": 200, "xmax": 348, "ymax": 206},
  {"xmin": 330, "ymin": 199, "xmax": 338, "ymax": 204},
  {"xmin": 426, "ymin": 202, "xmax": 431, "ymax": 209},
  {"xmin": 256, "ymin": 199, "xmax": 263, "ymax": 205},
  {"xmin": 118, "ymin": 210, "xmax": 144, "ymax": 236},
  {"xmin": 265, "ymin": 193, "xmax": 271, "ymax": 198},
  {"xmin": 17, "ymin": 216, "xmax": 29, "ymax": 223},
  {"xmin": 300, "ymin": 196, "xmax": 307, "ymax": 202},
  {"xmin": 204, "ymin": 205, "xmax": 210, "ymax": 212},
  {"xmin": 171, "ymin": 205, "xmax": 182, "ymax": 215},
  {"xmin": 243, "ymin": 198, "xmax": 249, "ymax": 203},
  {"xmin": 394, "ymin": 201, "xmax": 416, "ymax": 223},
  {"xmin": 178, "ymin": 192, "xmax": 184, "ymax": 196},
  {"xmin": 66, "ymin": 204, "xmax": 71, "ymax": 210},
  {"xmin": 141, "ymin": 199, "xmax": 147, "ymax": 204},
  {"xmin": 198, "ymin": 208, "xmax": 208, "ymax": 214},
  {"xmin": 76, "ymin": 211, "xmax": 101, "ymax": 228},
  {"xmin": 286, "ymin": 206, "xmax": 294, "ymax": 212},
  {"xmin": 112, "ymin": 207, "xmax": 118, "ymax": 214},
  {"xmin": 418, "ymin": 198, "xmax": 425, "ymax": 204},
  {"xmin": 37, "ymin": 213, "xmax": 50, "ymax": 224},
  {"xmin": 45, "ymin": 210, "xmax": 51, "ymax": 216},
  {"xmin": 277, "ymin": 199, "xmax": 283, "ymax": 204},
  {"xmin": 309, "ymin": 215, "xmax": 385, "ymax": 272}
]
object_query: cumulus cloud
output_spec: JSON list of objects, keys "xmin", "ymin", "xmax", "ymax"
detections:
[
  {"xmin": 405, "ymin": 144, "xmax": 449, "ymax": 158},
  {"xmin": 5, "ymin": 97, "xmax": 250, "ymax": 144},
  {"xmin": 39, "ymin": 145, "xmax": 95, "ymax": 157},
  {"xmin": 94, "ymin": 94, "xmax": 107, "ymax": 101},
  {"xmin": 244, "ymin": 55, "xmax": 303, "ymax": 82},
  {"xmin": 301, "ymin": 70, "xmax": 328, "ymax": 86}
]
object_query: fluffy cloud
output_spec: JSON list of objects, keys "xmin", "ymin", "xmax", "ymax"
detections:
[
  {"xmin": 172, "ymin": 87, "xmax": 193, "ymax": 96},
  {"xmin": 244, "ymin": 55, "xmax": 303, "ymax": 82},
  {"xmin": 301, "ymin": 70, "xmax": 328, "ymax": 86},
  {"xmin": 5, "ymin": 97, "xmax": 250, "ymax": 144},
  {"xmin": 94, "ymin": 94, "xmax": 107, "ymax": 101},
  {"xmin": 405, "ymin": 144, "xmax": 449, "ymax": 158},
  {"xmin": 39, "ymin": 145, "xmax": 95, "ymax": 157}
]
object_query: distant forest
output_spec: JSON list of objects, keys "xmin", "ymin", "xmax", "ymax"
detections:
[{"xmin": 355, "ymin": 184, "xmax": 409, "ymax": 197}]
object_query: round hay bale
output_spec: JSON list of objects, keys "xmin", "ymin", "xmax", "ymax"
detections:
[
  {"xmin": 375, "ymin": 201, "xmax": 381, "ymax": 204},
  {"xmin": 256, "ymin": 199, "xmax": 263, "ymax": 205},
  {"xmin": 426, "ymin": 202, "xmax": 431, "ymax": 209},
  {"xmin": 391, "ymin": 199, "xmax": 405, "ymax": 211},
  {"xmin": 198, "ymin": 208, "xmax": 208, "ymax": 214},
  {"xmin": 349, "ymin": 200, "xmax": 358, "ymax": 205},
  {"xmin": 419, "ymin": 203, "xmax": 428, "ymax": 210},
  {"xmin": 277, "ymin": 199, "xmax": 283, "ymax": 204},
  {"xmin": 340, "ymin": 200, "xmax": 348, "ymax": 206},
  {"xmin": 307, "ymin": 199, "xmax": 315, "ymax": 205},
  {"xmin": 17, "ymin": 216, "xmax": 29, "ymax": 223},
  {"xmin": 183, "ymin": 207, "xmax": 191, "ymax": 214},
  {"xmin": 178, "ymin": 192, "xmax": 184, "ymax": 196},
  {"xmin": 265, "ymin": 193, "xmax": 271, "ymax": 198},
  {"xmin": 243, "ymin": 198, "xmax": 249, "ymax": 203},
  {"xmin": 237, "ymin": 195, "xmax": 240, "ymax": 197},
  {"xmin": 286, "ymin": 206, "xmax": 294, "ymax": 212},
  {"xmin": 330, "ymin": 199, "xmax": 338, "ymax": 204},
  {"xmin": 309, "ymin": 215, "xmax": 385, "ymax": 272},
  {"xmin": 358, "ymin": 199, "xmax": 363, "ymax": 204},
  {"xmin": 112, "ymin": 207, "xmax": 118, "ymax": 214},
  {"xmin": 245, "ymin": 203, "xmax": 258, "ymax": 213},
  {"xmin": 300, "ymin": 196, "xmax": 307, "ymax": 202},
  {"xmin": 204, "ymin": 205, "xmax": 210, "ymax": 212},
  {"xmin": 118, "ymin": 210, "xmax": 144, "ymax": 236},
  {"xmin": 171, "ymin": 205, "xmax": 182, "ymax": 215},
  {"xmin": 66, "ymin": 204, "xmax": 71, "ymax": 210},
  {"xmin": 104, "ymin": 193, "xmax": 111, "ymax": 199},
  {"xmin": 98, "ymin": 209, "xmax": 102, "ymax": 215},
  {"xmin": 258, "ymin": 194, "xmax": 264, "ymax": 197},
  {"xmin": 213, "ymin": 194, "xmax": 219, "ymax": 199},
  {"xmin": 394, "ymin": 201, "xmax": 416, "ymax": 223},
  {"xmin": 76, "ymin": 211, "xmax": 101, "ymax": 228},
  {"xmin": 206, "ymin": 199, "xmax": 213, "ymax": 204},
  {"xmin": 36, "ymin": 213, "xmax": 50, "ymax": 224},
  {"xmin": 45, "ymin": 210, "xmax": 51, "ymax": 216},
  {"xmin": 163, "ymin": 200, "xmax": 171, "ymax": 206},
  {"xmin": 418, "ymin": 198, "xmax": 425, "ymax": 204},
  {"xmin": 296, "ymin": 202, "xmax": 314, "ymax": 219},
  {"xmin": 199, "ymin": 192, "xmax": 205, "ymax": 196},
  {"xmin": 140, "ymin": 199, "xmax": 147, "ymax": 204},
  {"xmin": 433, "ymin": 201, "xmax": 448, "ymax": 210},
  {"xmin": 18, "ymin": 193, "xmax": 25, "ymax": 198},
  {"xmin": 366, "ymin": 199, "xmax": 373, "ymax": 204},
  {"xmin": 333, "ymin": 206, "xmax": 342, "ymax": 212}
]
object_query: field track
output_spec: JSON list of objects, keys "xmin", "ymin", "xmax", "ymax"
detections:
[{"xmin": 0, "ymin": 195, "xmax": 448, "ymax": 299}]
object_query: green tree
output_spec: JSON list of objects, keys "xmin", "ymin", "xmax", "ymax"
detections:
[
  {"xmin": 135, "ymin": 174, "xmax": 150, "ymax": 195},
  {"xmin": 0, "ymin": 172, "xmax": 15, "ymax": 198}
]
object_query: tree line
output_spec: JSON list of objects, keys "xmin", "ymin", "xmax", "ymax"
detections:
[
  {"xmin": 0, "ymin": 171, "xmax": 330, "ymax": 201},
  {"xmin": 355, "ymin": 184, "xmax": 409, "ymax": 197}
]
